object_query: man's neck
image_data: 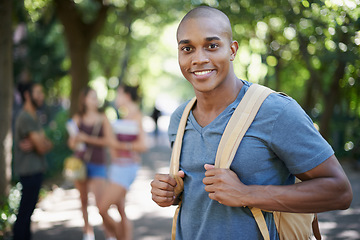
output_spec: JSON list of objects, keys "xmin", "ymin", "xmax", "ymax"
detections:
[
  {"xmin": 193, "ymin": 77, "xmax": 243, "ymax": 127},
  {"xmin": 196, "ymin": 78, "xmax": 243, "ymax": 111}
]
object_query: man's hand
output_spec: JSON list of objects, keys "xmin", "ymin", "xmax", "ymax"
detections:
[
  {"xmin": 203, "ymin": 164, "xmax": 248, "ymax": 207},
  {"xmin": 151, "ymin": 171, "xmax": 185, "ymax": 207},
  {"xmin": 19, "ymin": 138, "xmax": 34, "ymax": 152}
]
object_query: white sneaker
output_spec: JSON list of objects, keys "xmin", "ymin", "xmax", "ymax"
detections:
[{"xmin": 83, "ymin": 233, "xmax": 95, "ymax": 240}]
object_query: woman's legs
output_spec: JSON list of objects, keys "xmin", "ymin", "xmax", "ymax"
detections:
[
  {"xmin": 88, "ymin": 177, "xmax": 112, "ymax": 238},
  {"xmin": 74, "ymin": 179, "xmax": 93, "ymax": 237},
  {"xmin": 116, "ymin": 195, "xmax": 132, "ymax": 240},
  {"xmin": 99, "ymin": 182, "xmax": 128, "ymax": 240}
]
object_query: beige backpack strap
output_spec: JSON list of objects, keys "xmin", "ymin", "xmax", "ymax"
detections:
[
  {"xmin": 215, "ymin": 84, "xmax": 274, "ymax": 240},
  {"xmin": 169, "ymin": 97, "xmax": 196, "ymax": 240},
  {"xmin": 215, "ymin": 84, "xmax": 274, "ymax": 168},
  {"xmin": 169, "ymin": 97, "xmax": 197, "ymax": 194},
  {"xmin": 250, "ymin": 207, "xmax": 270, "ymax": 240}
]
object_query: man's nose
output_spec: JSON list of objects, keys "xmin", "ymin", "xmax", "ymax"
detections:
[{"xmin": 191, "ymin": 49, "xmax": 210, "ymax": 65}]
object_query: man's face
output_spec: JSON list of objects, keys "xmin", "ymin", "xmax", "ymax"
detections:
[
  {"xmin": 177, "ymin": 17, "xmax": 237, "ymax": 94},
  {"xmin": 30, "ymin": 84, "xmax": 45, "ymax": 109}
]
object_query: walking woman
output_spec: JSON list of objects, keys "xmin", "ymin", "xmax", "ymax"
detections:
[
  {"xmin": 68, "ymin": 87, "xmax": 113, "ymax": 240},
  {"xmin": 99, "ymin": 84, "xmax": 148, "ymax": 240}
]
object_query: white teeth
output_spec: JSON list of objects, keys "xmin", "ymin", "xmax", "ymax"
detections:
[{"xmin": 194, "ymin": 70, "xmax": 212, "ymax": 76}]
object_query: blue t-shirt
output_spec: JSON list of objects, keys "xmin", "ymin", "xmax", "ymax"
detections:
[{"xmin": 168, "ymin": 80, "xmax": 334, "ymax": 240}]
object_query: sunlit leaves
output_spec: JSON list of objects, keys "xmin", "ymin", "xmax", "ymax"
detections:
[
  {"xmin": 256, "ymin": 22, "xmax": 268, "ymax": 40},
  {"xmin": 266, "ymin": 56, "xmax": 278, "ymax": 67},
  {"xmin": 24, "ymin": 0, "xmax": 51, "ymax": 22},
  {"xmin": 284, "ymin": 27, "xmax": 296, "ymax": 40}
]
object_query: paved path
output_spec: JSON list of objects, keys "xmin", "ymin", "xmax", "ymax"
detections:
[
  {"xmin": 316, "ymin": 161, "xmax": 360, "ymax": 240},
  {"xmin": 32, "ymin": 138, "xmax": 176, "ymax": 240},
  {"xmin": 31, "ymin": 135, "xmax": 360, "ymax": 240}
]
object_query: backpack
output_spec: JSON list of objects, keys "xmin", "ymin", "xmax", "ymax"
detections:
[{"xmin": 169, "ymin": 84, "xmax": 321, "ymax": 240}]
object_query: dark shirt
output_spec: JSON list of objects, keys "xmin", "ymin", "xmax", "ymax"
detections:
[
  {"xmin": 75, "ymin": 122, "xmax": 106, "ymax": 165},
  {"xmin": 13, "ymin": 110, "xmax": 47, "ymax": 176}
]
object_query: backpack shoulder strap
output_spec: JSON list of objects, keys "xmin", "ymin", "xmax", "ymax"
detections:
[
  {"xmin": 214, "ymin": 84, "xmax": 274, "ymax": 240},
  {"xmin": 169, "ymin": 97, "xmax": 197, "ymax": 194},
  {"xmin": 169, "ymin": 97, "xmax": 196, "ymax": 240},
  {"xmin": 215, "ymin": 84, "xmax": 274, "ymax": 168}
]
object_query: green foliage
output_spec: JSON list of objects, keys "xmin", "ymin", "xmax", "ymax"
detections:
[
  {"xmin": 90, "ymin": 0, "xmax": 193, "ymax": 113},
  {"xmin": 12, "ymin": 0, "xmax": 360, "ymax": 159},
  {"xmin": 13, "ymin": 0, "xmax": 67, "ymax": 100},
  {"xmin": 0, "ymin": 183, "xmax": 22, "ymax": 239},
  {"xmin": 43, "ymin": 109, "xmax": 72, "ymax": 178}
]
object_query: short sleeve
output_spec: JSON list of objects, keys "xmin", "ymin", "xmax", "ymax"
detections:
[
  {"xmin": 270, "ymin": 100, "xmax": 334, "ymax": 174},
  {"xmin": 17, "ymin": 113, "xmax": 41, "ymax": 138}
]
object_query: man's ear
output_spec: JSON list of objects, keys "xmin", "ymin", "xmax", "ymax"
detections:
[{"xmin": 230, "ymin": 40, "xmax": 239, "ymax": 61}]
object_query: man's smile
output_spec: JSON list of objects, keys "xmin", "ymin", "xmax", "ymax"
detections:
[{"xmin": 193, "ymin": 70, "xmax": 213, "ymax": 76}]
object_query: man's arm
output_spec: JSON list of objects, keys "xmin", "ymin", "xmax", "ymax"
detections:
[
  {"xmin": 203, "ymin": 154, "xmax": 352, "ymax": 213},
  {"xmin": 19, "ymin": 138, "xmax": 34, "ymax": 152},
  {"xmin": 28, "ymin": 130, "xmax": 53, "ymax": 155}
]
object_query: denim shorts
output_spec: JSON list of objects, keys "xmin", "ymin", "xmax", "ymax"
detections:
[
  {"xmin": 108, "ymin": 163, "xmax": 139, "ymax": 190},
  {"xmin": 86, "ymin": 162, "xmax": 107, "ymax": 179}
]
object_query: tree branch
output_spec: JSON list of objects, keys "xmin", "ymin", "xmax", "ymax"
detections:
[{"xmin": 86, "ymin": 0, "xmax": 110, "ymax": 39}]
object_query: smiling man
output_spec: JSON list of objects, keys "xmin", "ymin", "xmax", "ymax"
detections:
[{"xmin": 151, "ymin": 6, "xmax": 352, "ymax": 240}]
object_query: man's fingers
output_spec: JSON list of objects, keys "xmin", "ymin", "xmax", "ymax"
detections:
[
  {"xmin": 150, "ymin": 174, "xmax": 177, "ymax": 197},
  {"xmin": 203, "ymin": 175, "xmax": 214, "ymax": 186},
  {"xmin": 204, "ymin": 184, "xmax": 215, "ymax": 193},
  {"xmin": 153, "ymin": 174, "xmax": 177, "ymax": 188},
  {"xmin": 151, "ymin": 193, "xmax": 175, "ymax": 207},
  {"xmin": 151, "ymin": 174, "xmax": 179, "ymax": 207},
  {"xmin": 151, "ymin": 187, "xmax": 176, "ymax": 199},
  {"xmin": 204, "ymin": 164, "xmax": 215, "ymax": 171},
  {"xmin": 178, "ymin": 170, "xmax": 185, "ymax": 178}
]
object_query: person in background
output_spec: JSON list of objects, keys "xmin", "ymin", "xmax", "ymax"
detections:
[
  {"xmin": 99, "ymin": 84, "xmax": 148, "ymax": 240},
  {"xmin": 67, "ymin": 86, "xmax": 113, "ymax": 240},
  {"xmin": 13, "ymin": 82, "xmax": 53, "ymax": 240},
  {"xmin": 151, "ymin": 106, "xmax": 161, "ymax": 140}
]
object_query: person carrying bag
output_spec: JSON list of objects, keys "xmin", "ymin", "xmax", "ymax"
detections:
[
  {"xmin": 64, "ymin": 118, "xmax": 103, "ymax": 181},
  {"xmin": 169, "ymin": 84, "xmax": 321, "ymax": 240}
]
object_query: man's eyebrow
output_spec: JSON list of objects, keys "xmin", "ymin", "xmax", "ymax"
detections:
[
  {"xmin": 178, "ymin": 36, "xmax": 221, "ymax": 45},
  {"xmin": 178, "ymin": 39, "xmax": 190, "ymax": 45},
  {"xmin": 205, "ymin": 36, "xmax": 221, "ymax": 41}
]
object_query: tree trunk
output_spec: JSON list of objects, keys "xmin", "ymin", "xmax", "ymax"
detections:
[
  {"xmin": 0, "ymin": 0, "xmax": 13, "ymax": 201},
  {"xmin": 319, "ymin": 61, "xmax": 346, "ymax": 140},
  {"xmin": 118, "ymin": 2, "xmax": 132, "ymax": 84},
  {"xmin": 274, "ymin": 56, "xmax": 281, "ymax": 92},
  {"xmin": 54, "ymin": 0, "xmax": 109, "ymax": 115},
  {"xmin": 303, "ymin": 76, "xmax": 316, "ymax": 114},
  {"xmin": 68, "ymin": 37, "xmax": 91, "ymax": 116}
]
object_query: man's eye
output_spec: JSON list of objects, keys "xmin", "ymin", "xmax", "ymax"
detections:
[
  {"xmin": 208, "ymin": 43, "xmax": 219, "ymax": 49},
  {"xmin": 182, "ymin": 46, "xmax": 192, "ymax": 52}
]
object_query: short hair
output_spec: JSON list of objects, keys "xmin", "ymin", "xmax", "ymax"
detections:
[
  {"xmin": 177, "ymin": 6, "xmax": 233, "ymax": 41},
  {"xmin": 18, "ymin": 82, "xmax": 35, "ymax": 103}
]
